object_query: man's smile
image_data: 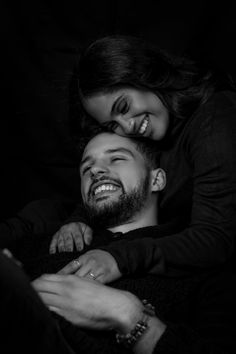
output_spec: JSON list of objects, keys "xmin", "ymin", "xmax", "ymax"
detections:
[{"xmin": 94, "ymin": 183, "xmax": 119, "ymax": 195}]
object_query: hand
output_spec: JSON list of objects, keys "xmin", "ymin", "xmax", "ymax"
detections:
[
  {"xmin": 1, "ymin": 248, "xmax": 22, "ymax": 267},
  {"xmin": 32, "ymin": 274, "xmax": 141, "ymax": 331},
  {"xmin": 58, "ymin": 249, "xmax": 122, "ymax": 284},
  {"xmin": 49, "ymin": 222, "xmax": 93, "ymax": 253}
]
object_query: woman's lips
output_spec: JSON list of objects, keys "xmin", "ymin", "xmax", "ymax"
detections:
[{"xmin": 138, "ymin": 115, "xmax": 149, "ymax": 135}]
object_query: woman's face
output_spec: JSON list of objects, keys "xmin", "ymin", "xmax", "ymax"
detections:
[{"xmin": 82, "ymin": 87, "xmax": 169, "ymax": 141}]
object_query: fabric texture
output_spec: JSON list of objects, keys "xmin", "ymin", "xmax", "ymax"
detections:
[
  {"xmin": 7, "ymin": 227, "xmax": 236, "ymax": 354},
  {"xmin": 67, "ymin": 90, "xmax": 236, "ymax": 275}
]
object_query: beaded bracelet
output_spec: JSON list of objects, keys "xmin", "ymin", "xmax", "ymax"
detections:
[{"xmin": 115, "ymin": 299, "xmax": 155, "ymax": 348}]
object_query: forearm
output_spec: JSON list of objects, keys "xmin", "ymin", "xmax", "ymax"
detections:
[
  {"xmin": 111, "ymin": 291, "xmax": 166, "ymax": 354},
  {"xmin": 100, "ymin": 223, "xmax": 233, "ymax": 278}
]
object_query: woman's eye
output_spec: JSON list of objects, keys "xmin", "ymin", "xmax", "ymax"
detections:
[{"xmin": 117, "ymin": 100, "xmax": 129, "ymax": 115}]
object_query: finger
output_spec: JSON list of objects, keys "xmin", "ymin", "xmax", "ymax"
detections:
[
  {"xmin": 76, "ymin": 264, "xmax": 94, "ymax": 278},
  {"xmin": 32, "ymin": 278, "xmax": 61, "ymax": 294},
  {"xmin": 93, "ymin": 273, "xmax": 106, "ymax": 284},
  {"xmin": 2, "ymin": 249, "xmax": 22, "ymax": 267},
  {"xmin": 48, "ymin": 306, "xmax": 63, "ymax": 315},
  {"xmin": 58, "ymin": 259, "xmax": 81, "ymax": 275},
  {"xmin": 73, "ymin": 231, "xmax": 84, "ymax": 252},
  {"xmin": 37, "ymin": 292, "xmax": 63, "ymax": 308},
  {"xmin": 32, "ymin": 274, "xmax": 67, "ymax": 291},
  {"xmin": 84, "ymin": 226, "xmax": 93, "ymax": 246},
  {"xmin": 85, "ymin": 271, "xmax": 98, "ymax": 281},
  {"xmin": 2, "ymin": 248, "xmax": 13, "ymax": 258},
  {"xmin": 57, "ymin": 234, "xmax": 66, "ymax": 253},
  {"xmin": 64, "ymin": 233, "xmax": 74, "ymax": 252},
  {"xmin": 49, "ymin": 234, "xmax": 58, "ymax": 254}
]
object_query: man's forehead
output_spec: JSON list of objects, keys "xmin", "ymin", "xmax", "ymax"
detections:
[{"xmin": 82, "ymin": 133, "xmax": 137, "ymax": 161}]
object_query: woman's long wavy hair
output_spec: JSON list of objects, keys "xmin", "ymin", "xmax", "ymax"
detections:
[{"xmin": 71, "ymin": 35, "xmax": 234, "ymax": 136}]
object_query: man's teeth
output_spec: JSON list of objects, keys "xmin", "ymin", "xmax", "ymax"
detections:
[
  {"xmin": 139, "ymin": 117, "xmax": 149, "ymax": 135},
  {"xmin": 94, "ymin": 184, "xmax": 118, "ymax": 195}
]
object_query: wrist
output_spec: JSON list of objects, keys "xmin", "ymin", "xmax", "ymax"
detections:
[
  {"xmin": 113, "ymin": 291, "xmax": 143, "ymax": 333},
  {"xmin": 134, "ymin": 316, "xmax": 166, "ymax": 354},
  {"xmin": 114, "ymin": 295, "xmax": 166, "ymax": 352}
]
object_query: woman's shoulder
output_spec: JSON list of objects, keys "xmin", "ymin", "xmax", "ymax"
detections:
[
  {"xmin": 208, "ymin": 90, "xmax": 236, "ymax": 109},
  {"xmin": 199, "ymin": 90, "xmax": 236, "ymax": 117},
  {"xmin": 188, "ymin": 90, "xmax": 236, "ymax": 131}
]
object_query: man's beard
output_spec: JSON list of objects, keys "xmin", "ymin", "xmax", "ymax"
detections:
[{"xmin": 84, "ymin": 174, "xmax": 150, "ymax": 229}]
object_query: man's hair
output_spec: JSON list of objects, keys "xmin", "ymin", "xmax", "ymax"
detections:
[{"xmin": 77, "ymin": 127, "xmax": 160, "ymax": 170}]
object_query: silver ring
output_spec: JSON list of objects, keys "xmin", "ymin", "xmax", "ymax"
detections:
[
  {"xmin": 73, "ymin": 259, "xmax": 80, "ymax": 267},
  {"xmin": 89, "ymin": 272, "xmax": 96, "ymax": 279}
]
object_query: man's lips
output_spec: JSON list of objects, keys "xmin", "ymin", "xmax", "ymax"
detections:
[{"xmin": 89, "ymin": 180, "xmax": 122, "ymax": 197}]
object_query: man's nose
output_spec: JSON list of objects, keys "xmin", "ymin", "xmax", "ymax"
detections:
[
  {"xmin": 114, "ymin": 115, "xmax": 135, "ymax": 134},
  {"xmin": 90, "ymin": 164, "xmax": 108, "ymax": 177}
]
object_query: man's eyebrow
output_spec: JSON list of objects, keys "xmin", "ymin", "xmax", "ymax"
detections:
[
  {"xmin": 105, "ymin": 147, "xmax": 135, "ymax": 157},
  {"xmin": 80, "ymin": 155, "xmax": 92, "ymax": 167}
]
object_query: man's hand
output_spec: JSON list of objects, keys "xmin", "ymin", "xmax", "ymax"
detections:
[
  {"xmin": 58, "ymin": 249, "xmax": 122, "ymax": 284},
  {"xmin": 32, "ymin": 274, "xmax": 166, "ymax": 353},
  {"xmin": 49, "ymin": 222, "xmax": 93, "ymax": 253},
  {"xmin": 32, "ymin": 274, "xmax": 140, "ymax": 331}
]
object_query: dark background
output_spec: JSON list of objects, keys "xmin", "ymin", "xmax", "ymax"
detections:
[{"xmin": 1, "ymin": 0, "xmax": 236, "ymax": 219}]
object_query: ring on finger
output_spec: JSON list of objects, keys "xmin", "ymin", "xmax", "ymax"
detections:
[
  {"xmin": 89, "ymin": 272, "xmax": 96, "ymax": 280},
  {"xmin": 73, "ymin": 259, "xmax": 81, "ymax": 267}
]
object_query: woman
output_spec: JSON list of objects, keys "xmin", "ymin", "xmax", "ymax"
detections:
[{"xmin": 50, "ymin": 35, "xmax": 236, "ymax": 278}]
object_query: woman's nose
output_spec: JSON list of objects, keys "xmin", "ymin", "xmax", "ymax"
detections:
[{"xmin": 114, "ymin": 115, "xmax": 135, "ymax": 134}]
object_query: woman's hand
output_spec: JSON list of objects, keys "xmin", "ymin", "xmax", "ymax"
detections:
[
  {"xmin": 49, "ymin": 222, "xmax": 93, "ymax": 253},
  {"xmin": 58, "ymin": 249, "xmax": 122, "ymax": 284}
]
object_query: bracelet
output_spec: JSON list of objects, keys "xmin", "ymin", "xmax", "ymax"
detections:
[{"xmin": 115, "ymin": 299, "xmax": 155, "ymax": 348}]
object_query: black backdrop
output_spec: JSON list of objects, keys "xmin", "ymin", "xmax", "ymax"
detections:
[{"xmin": 1, "ymin": 0, "xmax": 236, "ymax": 219}]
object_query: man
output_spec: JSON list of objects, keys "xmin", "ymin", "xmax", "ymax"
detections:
[
  {"xmin": 1, "ymin": 131, "xmax": 236, "ymax": 353},
  {"xmin": 56, "ymin": 130, "xmax": 166, "ymax": 283}
]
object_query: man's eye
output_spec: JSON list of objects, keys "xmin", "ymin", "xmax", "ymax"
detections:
[
  {"xmin": 82, "ymin": 166, "xmax": 90, "ymax": 174},
  {"xmin": 111, "ymin": 157, "xmax": 125, "ymax": 162}
]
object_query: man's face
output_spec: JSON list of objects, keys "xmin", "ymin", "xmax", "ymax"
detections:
[{"xmin": 80, "ymin": 132, "xmax": 153, "ymax": 227}]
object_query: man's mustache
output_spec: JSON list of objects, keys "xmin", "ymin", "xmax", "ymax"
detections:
[{"xmin": 88, "ymin": 175, "xmax": 123, "ymax": 199}]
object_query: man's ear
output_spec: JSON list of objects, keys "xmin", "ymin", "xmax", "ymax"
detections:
[{"xmin": 151, "ymin": 168, "xmax": 166, "ymax": 192}]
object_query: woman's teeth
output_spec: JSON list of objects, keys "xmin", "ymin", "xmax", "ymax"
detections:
[{"xmin": 138, "ymin": 116, "xmax": 149, "ymax": 135}]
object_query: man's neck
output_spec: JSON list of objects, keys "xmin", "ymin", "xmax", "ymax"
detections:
[{"xmin": 107, "ymin": 208, "xmax": 158, "ymax": 234}]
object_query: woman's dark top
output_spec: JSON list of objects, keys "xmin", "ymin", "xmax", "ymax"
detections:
[
  {"xmin": 77, "ymin": 90, "xmax": 236, "ymax": 276},
  {"xmin": 2, "ymin": 90, "xmax": 235, "ymax": 276}
]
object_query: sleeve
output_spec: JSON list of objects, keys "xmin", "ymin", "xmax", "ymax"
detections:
[
  {"xmin": 154, "ymin": 101, "xmax": 236, "ymax": 270},
  {"xmin": 99, "ymin": 98, "xmax": 236, "ymax": 276},
  {"xmin": 152, "ymin": 273, "xmax": 236, "ymax": 354},
  {"xmin": 0, "ymin": 199, "xmax": 76, "ymax": 249},
  {"xmin": 62, "ymin": 202, "xmax": 88, "ymax": 224}
]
